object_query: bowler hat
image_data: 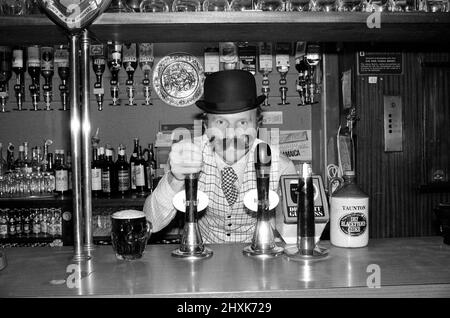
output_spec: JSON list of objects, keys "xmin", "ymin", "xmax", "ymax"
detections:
[{"xmin": 195, "ymin": 70, "xmax": 266, "ymax": 114}]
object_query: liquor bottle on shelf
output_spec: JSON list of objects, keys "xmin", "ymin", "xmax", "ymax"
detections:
[
  {"xmin": 27, "ymin": 45, "xmax": 41, "ymax": 111},
  {"xmin": 138, "ymin": 43, "xmax": 154, "ymax": 106},
  {"xmin": 14, "ymin": 145, "xmax": 26, "ymax": 173},
  {"xmin": 116, "ymin": 145, "xmax": 130, "ymax": 196},
  {"xmin": 0, "ymin": 143, "xmax": 7, "ymax": 176},
  {"xmin": 12, "ymin": 46, "xmax": 26, "ymax": 111},
  {"xmin": 204, "ymin": 47, "xmax": 220, "ymax": 76},
  {"xmin": 0, "ymin": 210, "xmax": 8, "ymax": 238},
  {"xmin": 30, "ymin": 146, "xmax": 41, "ymax": 172},
  {"xmin": 91, "ymin": 147, "xmax": 103, "ymax": 197},
  {"xmin": 40, "ymin": 46, "xmax": 54, "ymax": 111},
  {"xmin": 90, "ymin": 44, "xmax": 106, "ymax": 111},
  {"xmin": 55, "ymin": 45, "xmax": 70, "ymax": 111},
  {"xmin": 130, "ymin": 138, "xmax": 139, "ymax": 193},
  {"xmin": 23, "ymin": 141, "xmax": 33, "ymax": 174},
  {"xmin": 238, "ymin": 44, "xmax": 257, "ymax": 75},
  {"xmin": 144, "ymin": 143, "xmax": 157, "ymax": 191},
  {"xmin": 66, "ymin": 151, "xmax": 72, "ymax": 191},
  {"xmin": 258, "ymin": 42, "xmax": 273, "ymax": 107},
  {"xmin": 107, "ymin": 41, "xmax": 122, "ymax": 106},
  {"xmin": 0, "ymin": 46, "xmax": 12, "ymax": 113},
  {"xmin": 219, "ymin": 42, "xmax": 238, "ymax": 70},
  {"xmin": 276, "ymin": 42, "xmax": 291, "ymax": 105},
  {"xmin": 23, "ymin": 210, "xmax": 31, "ymax": 237},
  {"xmin": 54, "ymin": 149, "xmax": 69, "ymax": 196},
  {"xmin": 122, "ymin": 43, "xmax": 138, "ymax": 106},
  {"xmin": 40, "ymin": 139, "xmax": 53, "ymax": 172},
  {"xmin": 134, "ymin": 145, "xmax": 148, "ymax": 196},
  {"xmin": 102, "ymin": 147, "xmax": 117, "ymax": 197},
  {"xmin": 6, "ymin": 143, "xmax": 15, "ymax": 172},
  {"xmin": 44, "ymin": 152, "xmax": 55, "ymax": 193}
]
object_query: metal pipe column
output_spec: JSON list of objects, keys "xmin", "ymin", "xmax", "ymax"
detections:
[
  {"xmin": 70, "ymin": 34, "xmax": 89, "ymax": 262},
  {"xmin": 81, "ymin": 30, "xmax": 94, "ymax": 252}
]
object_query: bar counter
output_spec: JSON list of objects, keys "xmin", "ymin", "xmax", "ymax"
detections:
[{"xmin": 1, "ymin": 236, "xmax": 449, "ymax": 298}]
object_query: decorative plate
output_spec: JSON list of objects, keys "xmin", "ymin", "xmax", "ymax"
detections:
[{"xmin": 153, "ymin": 53, "xmax": 204, "ymax": 107}]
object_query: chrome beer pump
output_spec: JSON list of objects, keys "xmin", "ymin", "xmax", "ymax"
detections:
[
  {"xmin": 284, "ymin": 163, "xmax": 328, "ymax": 260},
  {"xmin": 243, "ymin": 143, "xmax": 284, "ymax": 258},
  {"xmin": 172, "ymin": 173, "xmax": 213, "ymax": 260},
  {"xmin": 0, "ymin": 46, "xmax": 12, "ymax": 113},
  {"xmin": 258, "ymin": 42, "xmax": 273, "ymax": 107}
]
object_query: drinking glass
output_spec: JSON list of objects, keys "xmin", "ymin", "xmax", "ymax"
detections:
[
  {"xmin": 287, "ymin": 0, "xmax": 311, "ymax": 10},
  {"xmin": 107, "ymin": 0, "xmax": 134, "ymax": 12},
  {"xmin": 362, "ymin": 0, "xmax": 389, "ymax": 11},
  {"xmin": 1, "ymin": 0, "xmax": 27, "ymax": 15},
  {"xmin": 203, "ymin": 0, "xmax": 231, "ymax": 11},
  {"xmin": 256, "ymin": 0, "xmax": 286, "ymax": 10},
  {"xmin": 229, "ymin": 0, "xmax": 255, "ymax": 10},
  {"xmin": 426, "ymin": 0, "xmax": 449, "ymax": 11},
  {"xmin": 172, "ymin": 0, "xmax": 202, "ymax": 11},
  {"xmin": 140, "ymin": 0, "xmax": 170, "ymax": 11},
  {"xmin": 337, "ymin": 0, "xmax": 363, "ymax": 11},
  {"xmin": 309, "ymin": 0, "xmax": 337, "ymax": 11}
]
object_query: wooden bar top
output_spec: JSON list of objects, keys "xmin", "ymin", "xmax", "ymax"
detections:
[{"xmin": 1, "ymin": 236, "xmax": 449, "ymax": 298}]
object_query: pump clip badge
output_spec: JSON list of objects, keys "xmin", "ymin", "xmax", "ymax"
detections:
[{"xmin": 38, "ymin": 0, "xmax": 112, "ymax": 34}]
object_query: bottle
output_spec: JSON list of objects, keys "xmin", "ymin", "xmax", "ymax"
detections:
[
  {"xmin": 14, "ymin": 145, "xmax": 25, "ymax": 173},
  {"xmin": 66, "ymin": 150, "xmax": 72, "ymax": 191},
  {"xmin": 91, "ymin": 147, "xmax": 102, "ymax": 197},
  {"xmin": 23, "ymin": 141, "xmax": 32, "ymax": 174},
  {"xmin": 23, "ymin": 210, "xmax": 31, "ymax": 236},
  {"xmin": 330, "ymin": 170, "xmax": 369, "ymax": 248},
  {"xmin": 0, "ymin": 143, "xmax": 7, "ymax": 176},
  {"xmin": 116, "ymin": 145, "xmax": 130, "ymax": 196},
  {"xmin": 54, "ymin": 149, "xmax": 69, "ymax": 195},
  {"xmin": 130, "ymin": 138, "xmax": 139, "ymax": 193},
  {"xmin": 102, "ymin": 148, "xmax": 117, "ymax": 196},
  {"xmin": 15, "ymin": 210, "xmax": 22, "ymax": 236},
  {"xmin": 147, "ymin": 143, "xmax": 157, "ymax": 191},
  {"xmin": 6, "ymin": 143, "xmax": 15, "ymax": 172},
  {"xmin": 0, "ymin": 209, "xmax": 8, "ymax": 238},
  {"xmin": 134, "ymin": 145, "xmax": 148, "ymax": 196},
  {"xmin": 8, "ymin": 213, "xmax": 16, "ymax": 236}
]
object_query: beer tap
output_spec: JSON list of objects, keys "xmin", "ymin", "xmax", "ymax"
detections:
[
  {"xmin": 284, "ymin": 163, "xmax": 328, "ymax": 260},
  {"xmin": 122, "ymin": 43, "xmax": 137, "ymax": 106},
  {"xmin": 295, "ymin": 57, "xmax": 308, "ymax": 106},
  {"xmin": 172, "ymin": 173, "xmax": 213, "ymax": 260},
  {"xmin": 138, "ymin": 43, "xmax": 154, "ymax": 106},
  {"xmin": 275, "ymin": 42, "xmax": 291, "ymax": 106},
  {"xmin": 55, "ymin": 45, "xmax": 70, "ymax": 111},
  {"xmin": 0, "ymin": 46, "xmax": 12, "ymax": 113},
  {"xmin": 40, "ymin": 46, "xmax": 55, "ymax": 111},
  {"xmin": 90, "ymin": 44, "xmax": 106, "ymax": 111},
  {"xmin": 107, "ymin": 41, "xmax": 122, "ymax": 106},
  {"xmin": 27, "ymin": 45, "xmax": 41, "ymax": 111},
  {"xmin": 243, "ymin": 142, "xmax": 284, "ymax": 258},
  {"xmin": 258, "ymin": 42, "xmax": 273, "ymax": 107},
  {"xmin": 12, "ymin": 47, "xmax": 26, "ymax": 111}
]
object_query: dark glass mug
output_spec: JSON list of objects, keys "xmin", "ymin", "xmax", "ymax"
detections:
[{"xmin": 111, "ymin": 210, "xmax": 152, "ymax": 260}]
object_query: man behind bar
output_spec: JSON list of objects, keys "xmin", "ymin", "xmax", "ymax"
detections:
[{"xmin": 143, "ymin": 70, "xmax": 297, "ymax": 243}]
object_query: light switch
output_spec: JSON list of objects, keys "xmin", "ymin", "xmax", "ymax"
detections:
[{"xmin": 384, "ymin": 96, "xmax": 403, "ymax": 152}]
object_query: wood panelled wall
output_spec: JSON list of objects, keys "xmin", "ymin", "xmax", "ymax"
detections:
[{"xmin": 343, "ymin": 46, "xmax": 450, "ymax": 238}]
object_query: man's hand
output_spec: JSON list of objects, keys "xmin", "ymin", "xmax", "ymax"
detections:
[{"xmin": 169, "ymin": 140, "xmax": 203, "ymax": 181}]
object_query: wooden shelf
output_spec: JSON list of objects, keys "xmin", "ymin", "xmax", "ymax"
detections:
[{"xmin": 0, "ymin": 12, "xmax": 449, "ymax": 45}]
